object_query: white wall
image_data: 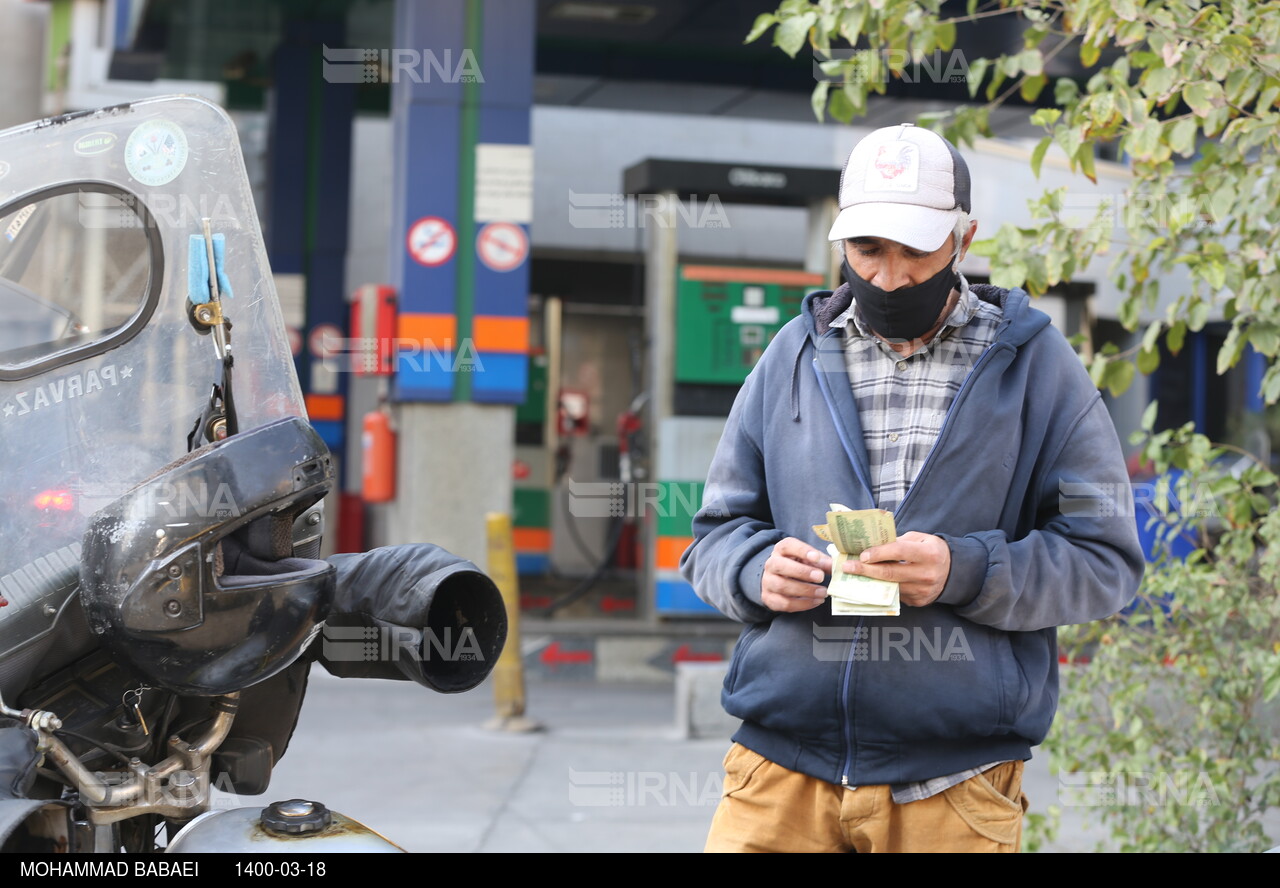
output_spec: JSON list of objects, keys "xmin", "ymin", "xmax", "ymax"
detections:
[{"xmin": 0, "ymin": 0, "xmax": 48, "ymax": 131}]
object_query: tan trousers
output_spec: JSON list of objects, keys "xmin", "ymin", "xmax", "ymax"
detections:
[{"xmin": 704, "ymin": 743, "xmax": 1028, "ymax": 853}]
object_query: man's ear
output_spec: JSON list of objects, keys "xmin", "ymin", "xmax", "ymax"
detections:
[{"xmin": 958, "ymin": 220, "xmax": 978, "ymax": 261}]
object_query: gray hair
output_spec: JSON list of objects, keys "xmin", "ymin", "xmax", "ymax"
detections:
[{"xmin": 949, "ymin": 211, "xmax": 971, "ymax": 269}]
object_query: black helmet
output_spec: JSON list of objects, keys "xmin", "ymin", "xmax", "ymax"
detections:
[{"xmin": 79, "ymin": 417, "xmax": 336, "ymax": 695}]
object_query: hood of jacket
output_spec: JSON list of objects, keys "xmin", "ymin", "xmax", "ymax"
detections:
[{"xmin": 780, "ymin": 282, "xmax": 1050, "ymax": 422}]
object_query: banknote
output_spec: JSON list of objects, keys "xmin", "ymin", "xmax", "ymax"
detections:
[{"xmin": 815, "ymin": 504, "xmax": 900, "ymax": 616}]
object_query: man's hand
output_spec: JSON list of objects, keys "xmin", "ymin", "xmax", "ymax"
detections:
[
  {"xmin": 844, "ymin": 532, "xmax": 951, "ymax": 607},
  {"xmin": 761, "ymin": 537, "xmax": 831, "ymax": 613}
]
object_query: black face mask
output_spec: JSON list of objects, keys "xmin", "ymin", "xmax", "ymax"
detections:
[{"xmin": 842, "ymin": 256, "xmax": 958, "ymax": 343}]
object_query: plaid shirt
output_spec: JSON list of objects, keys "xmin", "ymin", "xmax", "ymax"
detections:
[{"xmin": 829, "ymin": 276, "xmax": 1006, "ymax": 803}]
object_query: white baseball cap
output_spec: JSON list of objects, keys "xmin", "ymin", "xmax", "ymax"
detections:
[{"xmin": 827, "ymin": 124, "xmax": 972, "ymax": 252}]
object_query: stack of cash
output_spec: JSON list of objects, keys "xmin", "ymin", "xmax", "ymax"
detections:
[{"xmin": 813, "ymin": 503, "xmax": 900, "ymax": 616}]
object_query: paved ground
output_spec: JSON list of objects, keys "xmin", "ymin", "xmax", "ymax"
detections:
[{"xmin": 236, "ymin": 665, "xmax": 1147, "ymax": 853}]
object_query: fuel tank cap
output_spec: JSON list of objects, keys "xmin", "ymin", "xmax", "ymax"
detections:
[{"xmin": 260, "ymin": 799, "xmax": 333, "ymax": 836}]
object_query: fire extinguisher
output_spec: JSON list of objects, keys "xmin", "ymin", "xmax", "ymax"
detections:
[
  {"xmin": 614, "ymin": 392, "xmax": 647, "ymax": 569},
  {"xmin": 362, "ymin": 405, "xmax": 396, "ymax": 503}
]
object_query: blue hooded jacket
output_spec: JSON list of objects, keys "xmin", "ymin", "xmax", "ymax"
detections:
[{"xmin": 679, "ymin": 283, "xmax": 1145, "ymax": 786}]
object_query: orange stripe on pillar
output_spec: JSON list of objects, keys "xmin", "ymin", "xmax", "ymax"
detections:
[
  {"xmin": 513, "ymin": 527, "xmax": 552, "ymax": 552},
  {"xmin": 305, "ymin": 394, "xmax": 345, "ymax": 421},
  {"xmin": 397, "ymin": 313, "xmax": 457, "ymax": 348},
  {"xmin": 655, "ymin": 536, "xmax": 694, "ymax": 570},
  {"xmin": 473, "ymin": 316, "xmax": 529, "ymax": 354}
]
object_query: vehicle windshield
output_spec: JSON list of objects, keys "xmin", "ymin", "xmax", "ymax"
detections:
[{"xmin": 0, "ymin": 98, "xmax": 307, "ymax": 588}]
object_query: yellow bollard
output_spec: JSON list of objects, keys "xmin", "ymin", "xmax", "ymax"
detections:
[{"xmin": 484, "ymin": 512, "xmax": 541, "ymax": 732}]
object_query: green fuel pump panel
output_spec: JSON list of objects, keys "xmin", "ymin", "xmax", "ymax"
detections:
[{"xmin": 674, "ymin": 265, "xmax": 819, "ymax": 385}]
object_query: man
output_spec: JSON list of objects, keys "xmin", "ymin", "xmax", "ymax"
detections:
[{"xmin": 680, "ymin": 124, "xmax": 1144, "ymax": 853}]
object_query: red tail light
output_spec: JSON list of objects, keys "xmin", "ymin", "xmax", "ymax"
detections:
[{"xmin": 33, "ymin": 489, "xmax": 75, "ymax": 511}]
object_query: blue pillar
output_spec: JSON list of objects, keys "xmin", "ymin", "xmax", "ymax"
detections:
[
  {"xmin": 390, "ymin": 0, "xmax": 532, "ymax": 404},
  {"xmin": 267, "ymin": 17, "xmax": 355, "ymax": 453}
]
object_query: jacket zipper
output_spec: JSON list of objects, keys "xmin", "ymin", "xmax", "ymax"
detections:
[
  {"xmin": 809, "ymin": 329, "xmax": 1006, "ymax": 786},
  {"xmin": 809, "ymin": 333, "xmax": 876, "ymax": 788},
  {"xmin": 838, "ymin": 614, "xmax": 865, "ymax": 786}
]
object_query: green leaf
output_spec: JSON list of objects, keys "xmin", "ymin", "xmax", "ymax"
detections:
[
  {"xmin": 985, "ymin": 65, "xmax": 1008, "ymax": 102},
  {"xmin": 1142, "ymin": 67, "xmax": 1177, "ymax": 101},
  {"xmin": 744, "ymin": 12, "xmax": 777, "ymax": 44},
  {"xmin": 1202, "ymin": 260, "xmax": 1226, "ymax": 291},
  {"xmin": 1030, "ymin": 107, "xmax": 1062, "ymax": 128},
  {"xmin": 1054, "ymin": 77, "xmax": 1080, "ymax": 105},
  {"xmin": 1217, "ymin": 325, "xmax": 1243, "ymax": 375},
  {"xmin": 990, "ymin": 260, "xmax": 1028, "ymax": 289},
  {"xmin": 1088, "ymin": 353, "xmax": 1109, "ymax": 389},
  {"xmin": 1031, "ymin": 136, "xmax": 1052, "ymax": 178},
  {"xmin": 1018, "ymin": 49, "xmax": 1044, "ymax": 76},
  {"xmin": 1188, "ymin": 300, "xmax": 1210, "ymax": 332},
  {"xmin": 1258, "ymin": 82, "xmax": 1280, "ymax": 113},
  {"xmin": 1264, "ymin": 663, "xmax": 1280, "ymax": 703},
  {"xmin": 1168, "ymin": 117, "xmax": 1198, "ymax": 157},
  {"xmin": 1115, "ymin": 20, "xmax": 1146, "ymax": 47},
  {"xmin": 1142, "ymin": 320, "xmax": 1164, "ymax": 353},
  {"xmin": 838, "ymin": 5, "xmax": 867, "ymax": 43},
  {"xmin": 1137, "ymin": 346, "xmax": 1160, "ymax": 375},
  {"xmin": 1206, "ymin": 51, "xmax": 1232, "ymax": 82},
  {"xmin": 1140, "ymin": 399, "xmax": 1159, "ymax": 431},
  {"xmin": 810, "ymin": 80, "xmax": 830, "ymax": 123},
  {"xmin": 1021, "ymin": 74, "xmax": 1047, "ymax": 103},
  {"xmin": 774, "ymin": 11, "xmax": 817, "ymax": 57},
  {"xmin": 1183, "ymin": 81, "xmax": 1219, "ymax": 118},
  {"xmin": 1208, "ymin": 185, "xmax": 1235, "ymax": 226},
  {"xmin": 828, "ymin": 85, "xmax": 856, "ymax": 123},
  {"xmin": 1167, "ymin": 319, "xmax": 1187, "ymax": 354},
  {"xmin": 1264, "ymin": 365, "xmax": 1280, "ymax": 404},
  {"xmin": 1076, "ymin": 143, "xmax": 1098, "ymax": 184},
  {"xmin": 1119, "ymin": 292, "xmax": 1140, "ymax": 330},
  {"xmin": 1126, "ymin": 120, "xmax": 1162, "ymax": 160},
  {"xmin": 966, "ymin": 57, "xmax": 989, "ymax": 100},
  {"xmin": 1249, "ymin": 324, "xmax": 1279, "ymax": 357},
  {"xmin": 1107, "ymin": 361, "xmax": 1136, "ymax": 397}
]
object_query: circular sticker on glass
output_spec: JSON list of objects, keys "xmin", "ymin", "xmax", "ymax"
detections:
[{"xmin": 125, "ymin": 120, "xmax": 189, "ymax": 187}]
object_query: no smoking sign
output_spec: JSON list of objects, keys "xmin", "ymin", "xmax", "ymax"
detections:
[
  {"xmin": 407, "ymin": 216, "xmax": 456, "ymax": 267},
  {"xmin": 476, "ymin": 222, "xmax": 528, "ymax": 272}
]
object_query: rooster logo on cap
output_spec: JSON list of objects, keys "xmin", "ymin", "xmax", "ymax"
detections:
[{"xmin": 872, "ymin": 144, "xmax": 915, "ymax": 180}]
